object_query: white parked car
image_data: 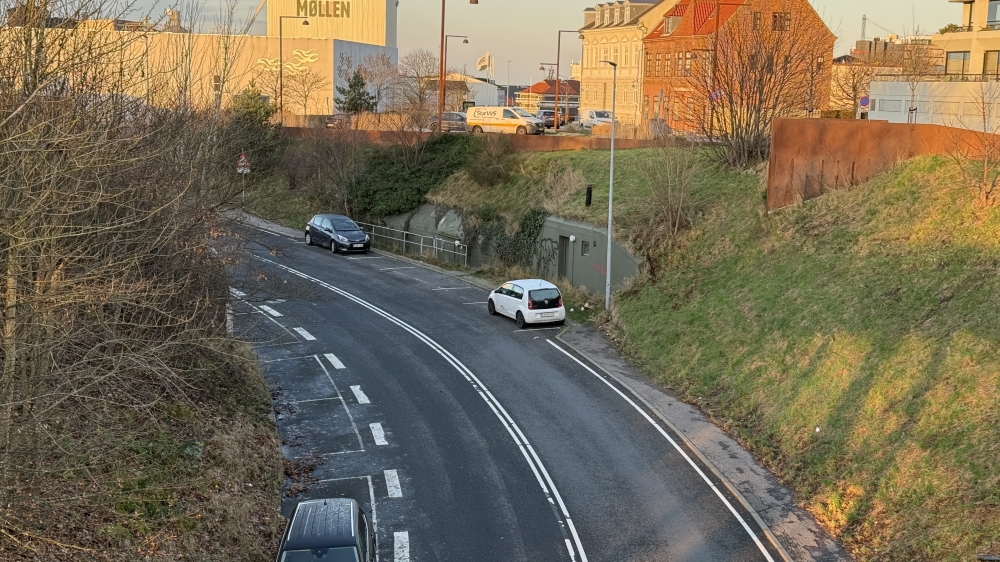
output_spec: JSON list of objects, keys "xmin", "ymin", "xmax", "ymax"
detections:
[
  {"xmin": 580, "ymin": 109, "xmax": 616, "ymax": 129},
  {"xmin": 488, "ymin": 279, "xmax": 565, "ymax": 329}
]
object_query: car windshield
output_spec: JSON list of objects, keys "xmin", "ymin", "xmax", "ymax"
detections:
[
  {"xmin": 512, "ymin": 108, "xmax": 533, "ymax": 118},
  {"xmin": 280, "ymin": 547, "xmax": 360, "ymax": 562},
  {"xmin": 592, "ymin": 111, "xmax": 611, "ymax": 119},
  {"xmin": 529, "ymin": 289, "xmax": 560, "ymax": 302},
  {"xmin": 332, "ymin": 219, "xmax": 361, "ymax": 232}
]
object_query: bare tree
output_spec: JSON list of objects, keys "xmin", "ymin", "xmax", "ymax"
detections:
[
  {"xmin": 899, "ymin": 35, "xmax": 942, "ymax": 123},
  {"xmin": 360, "ymin": 51, "xmax": 397, "ymax": 111},
  {"xmin": 285, "ymin": 67, "xmax": 331, "ymax": 116},
  {"xmin": 948, "ymin": 82, "xmax": 1000, "ymax": 208},
  {"xmin": 831, "ymin": 53, "xmax": 901, "ymax": 114},
  {"xmin": 391, "ymin": 49, "xmax": 440, "ymax": 129},
  {"xmin": 689, "ymin": 3, "xmax": 835, "ymax": 168}
]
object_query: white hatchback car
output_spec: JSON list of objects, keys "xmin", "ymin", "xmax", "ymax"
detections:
[{"xmin": 488, "ymin": 279, "xmax": 566, "ymax": 329}]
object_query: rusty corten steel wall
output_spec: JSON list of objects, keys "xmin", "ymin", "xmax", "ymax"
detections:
[{"xmin": 766, "ymin": 118, "xmax": 1000, "ymax": 210}]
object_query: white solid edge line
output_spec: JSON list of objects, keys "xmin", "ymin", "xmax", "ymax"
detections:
[
  {"xmin": 380, "ymin": 267, "xmax": 416, "ymax": 270},
  {"xmin": 351, "ymin": 385, "xmax": 371, "ymax": 404},
  {"xmin": 324, "ymin": 352, "xmax": 346, "ymax": 370},
  {"xmin": 384, "ymin": 469, "xmax": 402, "ymax": 498},
  {"xmin": 370, "ymin": 422, "xmax": 388, "ymax": 446},
  {"xmin": 293, "ymin": 327, "xmax": 316, "ymax": 341},
  {"xmin": 462, "ymin": 302, "xmax": 489, "ymax": 305},
  {"xmin": 546, "ymin": 340, "xmax": 776, "ymax": 562},
  {"xmin": 431, "ymin": 287, "xmax": 472, "ymax": 291},
  {"xmin": 393, "ymin": 531, "xmax": 409, "ymax": 562},
  {"xmin": 254, "ymin": 256, "xmax": 588, "ymax": 562},
  {"xmin": 258, "ymin": 304, "xmax": 283, "ymax": 317}
]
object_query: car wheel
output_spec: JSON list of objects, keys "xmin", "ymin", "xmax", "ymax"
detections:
[
  {"xmin": 488, "ymin": 299, "xmax": 497, "ymax": 316},
  {"xmin": 554, "ymin": 320, "xmax": 565, "ymax": 327},
  {"xmin": 472, "ymin": 125, "xmax": 483, "ymax": 133},
  {"xmin": 304, "ymin": 232, "xmax": 312, "ymax": 245},
  {"xmin": 516, "ymin": 126, "xmax": 527, "ymax": 135},
  {"xmin": 331, "ymin": 241, "xmax": 338, "ymax": 253},
  {"xmin": 515, "ymin": 311, "xmax": 526, "ymax": 329}
]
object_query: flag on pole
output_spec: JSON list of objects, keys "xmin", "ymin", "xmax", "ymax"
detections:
[{"xmin": 476, "ymin": 52, "xmax": 495, "ymax": 78}]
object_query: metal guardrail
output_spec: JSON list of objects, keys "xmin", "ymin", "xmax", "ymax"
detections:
[{"xmin": 357, "ymin": 222, "xmax": 469, "ymax": 268}]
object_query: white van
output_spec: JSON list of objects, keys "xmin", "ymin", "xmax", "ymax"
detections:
[{"xmin": 465, "ymin": 106, "xmax": 545, "ymax": 135}]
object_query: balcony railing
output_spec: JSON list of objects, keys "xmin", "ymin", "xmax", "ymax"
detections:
[{"xmin": 872, "ymin": 73, "xmax": 1000, "ymax": 82}]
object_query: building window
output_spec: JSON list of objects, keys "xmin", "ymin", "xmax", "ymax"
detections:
[
  {"xmin": 985, "ymin": 51, "xmax": 1000, "ymax": 76},
  {"xmin": 879, "ymin": 99, "xmax": 902, "ymax": 113},
  {"xmin": 634, "ymin": 45, "xmax": 640, "ymax": 67},
  {"xmin": 936, "ymin": 101, "xmax": 959, "ymax": 115},
  {"xmin": 645, "ymin": 52, "xmax": 653, "ymax": 77},
  {"xmin": 581, "ymin": 241, "xmax": 590, "ymax": 256},
  {"xmin": 665, "ymin": 54, "xmax": 672, "ymax": 76},
  {"xmin": 655, "ymin": 53, "xmax": 662, "ymax": 77},
  {"xmin": 816, "ymin": 56, "xmax": 825, "ymax": 73},
  {"xmin": 643, "ymin": 95, "xmax": 649, "ymax": 118},
  {"xmin": 946, "ymin": 51, "xmax": 971, "ymax": 75},
  {"xmin": 613, "ymin": 47, "xmax": 619, "ymax": 64},
  {"xmin": 753, "ymin": 11, "xmax": 762, "ymax": 30},
  {"xmin": 676, "ymin": 52, "xmax": 683, "ymax": 76},
  {"xmin": 684, "ymin": 52, "xmax": 693, "ymax": 76},
  {"xmin": 624, "ymin": 43, "xmax": 630, "ymax": 67},
  {"xmin": 990, "ymin": 1, "xmax": 1000, "ymax": 25},
  {"xmin": 615, "ymin": 7, "xmax": 620, "ymax": 24},
  {"xmin": 772, "ymin": 12, "xmax": 791, "ymax": 32}
]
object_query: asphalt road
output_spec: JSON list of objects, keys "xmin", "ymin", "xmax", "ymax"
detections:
[{"xmin": 232, "ymin": 226, "xmax": 782, "ymax": 562}]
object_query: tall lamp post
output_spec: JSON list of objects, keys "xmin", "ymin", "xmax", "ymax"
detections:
[
  {"xmin": 439, "ymin": 0, "xmax": 479, "ymax": 132},
  {"xmin": 599, "ymin": 60, "xmax": 617, "ymax": 309},
  {"xmin": 442, "ymin": 34, "xmax": 469, "ymax": 120},
  {"xmin": 553, "ymin": 30, "xmax": 578, "ymax": 131},
  {"xmin": 279, "ymin": 16, "xmax": 308, "ymax": 120},
  {"xmin": 506, "ymin": 60, "xmax": 512, "ymax": 106}
]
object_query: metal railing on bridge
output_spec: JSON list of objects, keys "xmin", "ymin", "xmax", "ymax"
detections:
[{"xmin": 357, "ymin": 222, "xmax": 469, "ymax": 268}]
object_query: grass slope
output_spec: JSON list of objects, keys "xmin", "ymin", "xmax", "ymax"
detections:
[{"xmin": 614, "ymin": 156, "xmax": 999, "ymax": 560}]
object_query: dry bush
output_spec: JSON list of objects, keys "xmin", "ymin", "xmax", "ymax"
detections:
[
  {"xmin": 625, "ymin": 148, "xmax": 705, "ymax": 280},
  {"xmin": 467, "ymin": 134, "xmax": 521, "ymax": 186},
  {"xmin": 0, "ymin": 0, "xmax": 283, "ymax": 558}
]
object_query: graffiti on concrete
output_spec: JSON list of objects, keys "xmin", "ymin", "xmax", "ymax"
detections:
[{"xmin": 534, "ymin": 237, "xmax": 559, "ymax": 273}]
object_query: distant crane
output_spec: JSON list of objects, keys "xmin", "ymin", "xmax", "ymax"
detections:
[{"xmin": 861, "ymin": 14, "xmax": 899, "ymax": 42}]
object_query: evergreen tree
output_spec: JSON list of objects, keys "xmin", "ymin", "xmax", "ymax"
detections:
[{"xmin": 335, "ymin": 69, "xmax": 376, "ymax": 114}]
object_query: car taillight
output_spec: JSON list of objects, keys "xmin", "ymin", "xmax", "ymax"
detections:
[
  {"xmin": 527, "ymin": 300, "xmax": 534, "ymax": 310},
  {"xmin": 557, "ymin": 296, "xmax": 563, "ymax": 307}
]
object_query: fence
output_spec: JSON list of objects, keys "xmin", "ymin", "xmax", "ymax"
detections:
[{"xmin": 357, "ymin": 222, "xmax": 469, "ymax": 267}]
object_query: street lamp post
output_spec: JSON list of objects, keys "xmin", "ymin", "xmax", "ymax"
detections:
[
  {"xmin": 506, "ymin": 60, "xmax": 512, "ymax": 106},
  {"xmin": 599, "ymin": 60, "xmax": 617, "ymax": 309},
  {"xmin": 439, "ymin": 0, "xmax": 479, "ymax": 132},
  {"xmin": 443, "ymin": 34, "xmax": 469, "ymax": 120},
  {"xmin": 279, "ymin": 16, "xmax": 308, "ymax": 120},
  {"xmin": 554, "ymin": 30, "xmax": 577, "ymax": 131}
]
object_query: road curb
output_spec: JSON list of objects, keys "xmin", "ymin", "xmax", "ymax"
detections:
[{"xmin": 554, "ymin": 328, "xmax": 796, "ymax": 562}]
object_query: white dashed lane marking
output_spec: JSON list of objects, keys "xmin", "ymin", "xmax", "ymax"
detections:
[
  {"xmin": 384, "ymin": 469, "xmax": 402, "ymax": 498},
  {"xmin": 324, "ymin": 353, "xmax": 346, "ymax": 369},
  {"xmin": 394, "ymin": 531, "xmax": 409, "ymax": 562},
  {"xmin": 293, "ymin": 327, "xmax": 316, "ymax": 341},
  {"xmin": 350, "ymin": 385, "xmax": 370, "ymax": 404},
  {"xmin": 370, "ymin": 423, "xmax": 388, "ymax": 446},
  {"xmin": 229, "ymin": 287, "xmax": 246, "ymax": 298},
  {"xmin": 258, "ymin": 305, "xmax": 283, "ymax": 317}
]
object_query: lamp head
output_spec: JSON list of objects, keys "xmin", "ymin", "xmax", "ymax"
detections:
[
  {"xmin": 302, "ymin": 19, "xmax": 309, "ymax": 25},
  {"xmin": 463, "ymin": 38, "xmax": 469, "ymax": 43},
  {"xmin": 470, "ymin": 0, "xmax": 478, "ymax": 3}
]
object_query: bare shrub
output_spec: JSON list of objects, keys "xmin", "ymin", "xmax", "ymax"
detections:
[
  {"xmin": 467, "ymin": 134, "xmax": 520, "ymax": 186},
  {"xmin": 948, "ymin": 82, "xmax": 1000, "ymax": 208},
  {"xmin": 627, "ymin": 148, "xmax": 705, "ymax": 280}
]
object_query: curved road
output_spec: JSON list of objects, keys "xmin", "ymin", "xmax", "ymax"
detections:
[{"xmin": 233, "ymin": 227, "xmax": 781, "ymax": 562}]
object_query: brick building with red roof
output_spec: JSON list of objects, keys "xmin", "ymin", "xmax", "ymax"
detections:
[{"xmin": 641, "ymin": 0, "xmax": 835, "ymax": 133}]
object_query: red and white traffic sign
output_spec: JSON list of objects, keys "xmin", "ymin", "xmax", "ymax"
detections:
[{"xmin": 237, "ymin": 152, "xmax": 251, "ymax": 175}]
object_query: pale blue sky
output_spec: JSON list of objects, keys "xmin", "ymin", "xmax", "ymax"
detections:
[{"xmin": 142, "ymin": 0, "xmax": 958, "ymax": 84}]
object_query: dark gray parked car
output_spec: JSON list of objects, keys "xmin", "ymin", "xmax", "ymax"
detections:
[
  {"xmin": 305, "ymin": 214, "xmax": 371, "ymax": 254},
  {"xmin": 428, "ymin": 111, "xmax": 467, "ymax": 132},
  {"xmin": 276, "ymin": 498, "xmax": 376, "ymax": 562}
]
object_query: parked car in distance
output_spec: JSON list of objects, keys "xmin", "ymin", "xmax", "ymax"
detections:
[
  {"xmin": 276, "ymin": 498, "xmax": 376, "ymax": 562},
  {"xmin": 487, "ymin": 279, "xmax": 565, "ymax": 329},
  {"xmin": 305, "ymin": 214, "xmax": 371, "ymax": 254},
  {"xmin": 534, "ymin": 110, "xmax": 566, "ymax": 128},
  {"xmin": 465, "ymin": 106, "xmax": 545, "ymax": 135},
  {"xmin": 428, "ymin": 111, "xmax": 467, "ymax": 133},
  {"xmin": 580, "ymin": 109, "xmax": 616, "ymax": 129}
]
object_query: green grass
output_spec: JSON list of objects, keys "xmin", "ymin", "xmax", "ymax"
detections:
[
  {"xmin": 611, "ymin": 156, "xmax": 1000, "ymax": 560},
  {"xmin": 243, "ymin": 174, "xmax": 317, "ymax": 229}
]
